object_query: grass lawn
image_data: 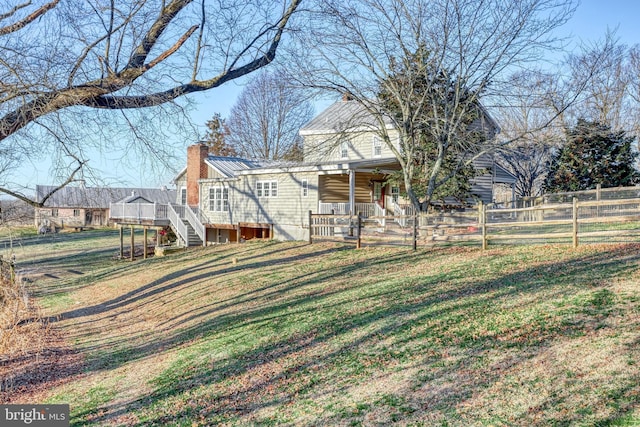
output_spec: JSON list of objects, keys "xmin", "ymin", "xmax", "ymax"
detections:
[{"xmin": 3, "ymin": 230, "xmax": 640, "ymax": 426}]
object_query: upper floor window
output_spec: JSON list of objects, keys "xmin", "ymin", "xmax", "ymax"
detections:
[
  {"xmin": 372, "ymin": 136, "xmax": 382, "ymax": 157},
  {"xmin": 339, "ymin": 141, "xmax": 348, "ymax": 159},
  {"xmin": 302, "ymin": 179, "xmax": 308, "ymax": 197},
  {"xmin": 256, "ymin": 180, "xmax": 278, "ymax": 198}
]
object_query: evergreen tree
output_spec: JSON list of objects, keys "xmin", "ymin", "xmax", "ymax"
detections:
[
  {"xmin": 544, "ymin": 119, "xmax": 640, "ymax": 192},
  {"xmin": 203, "ymin": 113, "xmax": 237, "ymax": 157},
  {"xmin": 378, "ymin": 47, "xmax": 485, "ymax": 208}
]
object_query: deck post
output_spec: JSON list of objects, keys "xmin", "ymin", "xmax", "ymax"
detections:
[
  {"xmin": 236, "ymin": 223, "xmax": 242, "ymax": 243},
  {"xmin": 119, "ymin": 225, "xmax": 124, "ymax": 259},
  {"xmin": 130, "ymin": 225, "xmax": 135, "ymax": 261},
  {"xmin": 143, "ymin": 227, "xmax": 148, "ymax": 260}
]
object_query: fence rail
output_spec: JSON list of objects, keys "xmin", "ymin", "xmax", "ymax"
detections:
[{"xmin": 309, "ymin": 196, "xmax": 640, "ymax": 249}]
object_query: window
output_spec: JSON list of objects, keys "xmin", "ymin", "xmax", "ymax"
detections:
[
  {"xmin": 51, "ymin": 208, "xmax": 58, "ymax": 217},
  {"xmin": 372, "ymin": 136, "xmax": 382, "ymax": 157},
  {"xmin": 302, "ymin": 179, "xmax": 308, "ymax": 197},
  {"xmin": 256, "ymin": 180, "xmax": 278, "ymax": 198},
  {"xmin": 73, "ymin": 209, "xmax": 80, "ymax": 217},
  {"xmin": 209, "ymin": 187, "xmax": 229, "ymax": 212},
  {"xmin": 180, "ymin": 188, "xmax": 187, "ymax": 205},
  {"xmin": 339, "ymin": 141, "xmax": 348, "ymax": 159}
]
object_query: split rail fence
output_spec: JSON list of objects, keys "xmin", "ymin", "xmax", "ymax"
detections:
[{"xmin": 309, "ymin": 196, "xmax": 640, "ymax": 249}]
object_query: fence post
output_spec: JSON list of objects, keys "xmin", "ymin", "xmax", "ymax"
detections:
[
  {"xmin": 308, "ymin": 210, "xmax": 313, "ymax": 244},
  {"xmin": 119, "ymin": 226, "xmax": 124, "ymax": 259},
  {"xmin": 9, "ymin": 256, "xmax": 15, "ymax": 284},
  {"xmin": 480, "ymin": 201, "xmax": 487, "ymax": 250},
  {"xmin": 572, "ymin": 197, "xmax": 579, "ymax": 248},
  {"xmin": 356, "ymin": 212, "xmax": 362, "ymax": 249},
  {"xmin": 412, "ymin": 210, "xmax": 418, "ymax": 251},
  {"xmin": 130, "ymin": 225, "xmax": 135, "ymax": 261}
]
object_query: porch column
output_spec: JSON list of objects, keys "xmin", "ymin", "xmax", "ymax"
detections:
[{"xmin": 349, "ymin": 169, "xmax": 355, "ymax": 215}]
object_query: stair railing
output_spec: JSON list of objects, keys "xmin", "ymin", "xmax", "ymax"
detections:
[
  {"xmin": 185, "ymin": 206, "xmax": 206, "ymax": 246},
  {"xmin": 167, "ymin": 203, "xmax": 189, "ymax": 246}
]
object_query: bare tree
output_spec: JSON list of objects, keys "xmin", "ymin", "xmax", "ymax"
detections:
[
  {"xmin": 493, "ymin": 71, "xmax": 562, "ymax": 198},
  {"xmin": 564, "ymin": 32, "xmax": 639, "ymax": 134},
  {"xmin": 0, "ymin": 0, "xmax": 302, "ymax": 206},
  {"xmin": 292, "ymin": 0, "xmax": 577, "ymax": 211},
  {"xmin": 225, "ymin": 69, "xmax": 314, "ymax": 161}
]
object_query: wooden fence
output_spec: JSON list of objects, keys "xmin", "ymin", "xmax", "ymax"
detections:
[{"xmin": 309, "ymin": 196, "xmax": 640, "ymax": 249}]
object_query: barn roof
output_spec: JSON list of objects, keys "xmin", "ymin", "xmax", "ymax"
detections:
[{"xmin": 35, "ymin": 185, "xmax": 177, "ymax": 208}]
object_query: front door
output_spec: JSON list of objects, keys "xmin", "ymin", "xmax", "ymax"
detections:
[{"xmin": 373, "ymin": 182, "xmax": 385, "ymax": 208}]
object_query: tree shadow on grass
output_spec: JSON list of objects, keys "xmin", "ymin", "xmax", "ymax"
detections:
[{"xmin": 60, "ymin": 244, "xmax": 640, "ymax": 426}]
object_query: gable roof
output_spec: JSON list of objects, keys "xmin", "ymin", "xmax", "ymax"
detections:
[
  {"xmin": 300, "ymin": 100, "xmax": 391, "ymax": 135},
  {"xmin": 36, "ymin": 185, "xmax": 176, "ymax": 209},
  {"xmin": 300, "ymin": 99, "xmax": 500, "ymax": 136}
]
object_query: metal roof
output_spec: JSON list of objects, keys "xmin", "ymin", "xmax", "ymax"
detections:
[
  {"xmin": 35, "ymin": 185, "xmax": 177, "ymax": 208},
  {"xmin": 300, "ymin": 100, "xmax": 391, "ymax": 134},
  {"xmin": 204, "ymin": 156, "xmax": 262, "ymax": 178}
]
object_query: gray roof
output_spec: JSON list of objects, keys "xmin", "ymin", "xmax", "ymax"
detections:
[
  {"xmin": 204, "ymin": 156, "xmax": 262, "ymax": 178},
  {"xmin": 36, "ymin": 185, "xmax": 177, "ymax": 208},
  {"xmin": 300, "ymin": 100, "xmax": 392, "ymax": 134},
  {"xmin": 300, "ymin": 99, "xmax": 500, "ymax": 135}
]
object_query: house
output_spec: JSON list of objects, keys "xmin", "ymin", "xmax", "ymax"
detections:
[
  {"xmin": 111, "ymin": 97, "xmax": 515, "ymax": 245},
  {"xmin": 35, "ymin": 185, "xmax": 176, "ymax": 229},
  {"xmin": 167, "ymin": 99, "xmax": 515, "ymax": 244}
]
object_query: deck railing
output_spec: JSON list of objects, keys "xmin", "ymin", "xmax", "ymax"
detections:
[{"xmin": 109, "ymin": 202, "xmax": 168, "ymax": 221}]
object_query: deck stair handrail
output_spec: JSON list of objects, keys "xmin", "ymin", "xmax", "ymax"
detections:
[
  {"xmin": 167, "ymin": 203, "xmax": 189, "ymax": 246},
  {"xmin": 185, "ymin": 206, "xmax": 206, "ymax": 245},
  {"xmin": 392, "ymin": 201, "xmax": 407, "ymax": 227}
]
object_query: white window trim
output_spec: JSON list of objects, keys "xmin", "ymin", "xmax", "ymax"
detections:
[
  {"xmin": 256, "ymin": 180, "xmax": 278, "ymax": 198},
  {"xmin": 339, "ymin": 141, "xmax": 349, "ymax": 159},
  {"xmin": 180, "ymin": 188, "xmax": 187, "ymax": 205},
  {"xmin": 209, "ymin": 187, "xmax": 229, "ymax": 212},
  {"xmin": 302, "ymin": 179, "xmax": 308, "ymax": 197},
  {"xmin": 372, "ymin": 136, "xmax": 382, "ymax": 158}
]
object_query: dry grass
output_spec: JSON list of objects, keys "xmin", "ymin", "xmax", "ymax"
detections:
[{"xmin": 3, "ymin": 230, "xmax": 640, "ymax": 426}]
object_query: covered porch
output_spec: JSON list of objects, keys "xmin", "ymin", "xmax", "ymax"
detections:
[{"xmin": 316, "ymin": 158, "xmax": 401, "ymax": 218}]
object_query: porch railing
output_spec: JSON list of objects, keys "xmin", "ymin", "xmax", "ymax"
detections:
[{"xmin": 318, "ymin": 202, "xmax": 377, "ymax": 217}]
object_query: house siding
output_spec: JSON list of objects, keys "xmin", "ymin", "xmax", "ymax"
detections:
[
  {"xmin": 200, "ymin": 172, "xmax": 319, "ymax": 241},
  {"xmin": 304, "ymin": 130, "xmax": 399, "ymax": 163}
]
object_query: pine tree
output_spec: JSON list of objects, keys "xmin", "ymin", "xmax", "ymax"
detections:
[
  {"xmin": 544, "ymin": 119, "xmax": 640, "ymax": 192},
  {"xmin": 203, "ymin": 113, "xmax": 237, "ymax": 157},
  {"xmin": 378, "ymin": 46, "xmax": 485, "ymax": 208}
]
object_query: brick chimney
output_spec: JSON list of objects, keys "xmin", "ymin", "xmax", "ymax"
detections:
[{"xmin": 186, "ymin": 144, "xmax": 209, "ymax": 206}]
